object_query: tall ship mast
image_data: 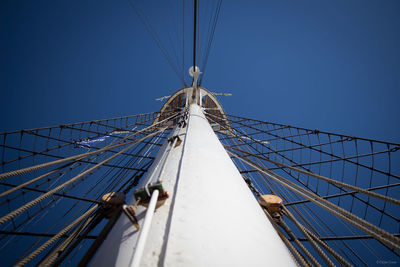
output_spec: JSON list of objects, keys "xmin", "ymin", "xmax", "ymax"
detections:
[
  {"xmin": 1, "ymin": 1, "xmax": 400, "ymax": 266},
  {"xmin": 89, "ymin": 79, "xmax": 295, "ymax": 266},
  {"xmin": 1, "ymin": 84, "xmax": 399, "ymax": 266}
]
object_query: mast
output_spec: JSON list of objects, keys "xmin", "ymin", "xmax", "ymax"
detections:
[
  {"xmin": 89, "ymin": 4, "xmax": 293, "ymax": 264},
  {"xmin": 89, "ymin": 85, "xmax": 295, "ymax": 265},
  {"xmin": 163, "ymin": 103, "xmax": 295, "ymax": 266},
  {"xmin": 2, "ymin": 2, "xmax": 399, "ymax": 265},
  {"xmin": 1, "ymin": 85, "xmax": 399, "ymax": 265}
]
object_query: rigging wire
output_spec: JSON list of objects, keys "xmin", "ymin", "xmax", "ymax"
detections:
[
  {"xmin": 0, "ymin": 128, "xmax": 167, "ymax": 226},
  {"xmin": 182, "ymin": 0, "xmax": 186, "ymax": 86},
  {"xmin": 205, "ymin": 111, "xmax": 400, "ymax": 263},
  {"xmin": 0, "ymin": 112, "xmax": 161, "ymax": 264},
  {"xmin": 18, "ymin": 139, "xmax": 155, "ymax": 263},
  {"xmin": 227, "ymin": 135, "xmax": 346, "ymax": 264},
  {"xmin": 127, "ymin": 0, "xmax": 185, "ymax": 86},
  {"xmin": 159, "ymin": 0, "xmax": 181, "ymax": 80},
  {"xmin": 9, "ymin": 131, "xmax": 166, "ymax": 265},
  {"xmin": 124, "ymin": 0, "xmax": 222, "ymax": 86},
  {"xmin": 207, "ymin": 113, "xmax": 355, "ymax": 265},
  {"xmin": 218, "ymin": 113, "xmax": 400, "ymax": 223},
  {"xmin": 199, "ymin": 0, "xmax": 222, "ymax": 86},
  {"xmin": 1, "ymin": 106, "xmax": 399, "ymax": 265},
  {"xmin": 196, "ymin": 0, "xmax": 200, "ymax": 74},
  {"xmin": 193, "ymin": 0, "xmax": 198, "ymax": 72},
  {"xmin": 228, "ymin": 150, "xmax": 400, "ymax": 251}
]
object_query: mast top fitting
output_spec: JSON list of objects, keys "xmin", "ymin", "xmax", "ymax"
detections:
[{"xmin": 189, "ymin": 66, "xmax": 202, "ymax": 88}]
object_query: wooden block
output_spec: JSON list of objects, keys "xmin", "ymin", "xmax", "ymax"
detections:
[
  {"xmin": 258, "ymin": 195, "xmax": 283, "ymax": 213},
  {"xmin": 101, "ymin": 192, "xmax": 126, "ymax": 206}
]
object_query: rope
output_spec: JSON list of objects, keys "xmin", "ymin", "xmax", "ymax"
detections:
[
  {"xmin": 262, "ymin": 210, "xmax": 309, "ymax": 267},
  {"xmin": 0, "ymin": 114, "xmax": 166, "ymax": 263},
  {"xmin": 283, "ymin": 207, "xmax": 335, "ymax": 267},
  {"xmin": 0, "ymin": 128, "xmax": 166, "ymax": 226},
  {"xmin": 16, "ymin": 145, "xmax": 134, "ymax": 262},
  {"xmin": 0, "ymin": 112, "xmax": 157, "ymax": 136},
  {"xmin": 303, "ymin": 227, "xmax": 352, "ymax": 267},
  {"xmin": 230, "ymin": 144, "xmax": 400, "ymax": 224},
  {"xmin": 224, "ymin": 113, "xmax": 400, "ymax": 147},
  {"xmin": 210, "ymin": 114, "xmax": 397, "ymax": 229},
  {"xmin": 0, "ymin": 162, "xmax": 74, "ymax": 199},
  {"xmin": 182, "ymin": 0, "xmax": 185, "ymax": 85},
  {"xmin": 263, "ymin": 157, "xmax": 400, "ymax": 206},
  {"xmin": 277, "ymin": 232, "xmax": 304, "ymax": 267},
  {"xmin": 198, "ymin": 0, "xmax": 222, "ymax": 86},
  {"xmin": 127, "ymin": 0, "xmax": 183, "ymax": 85},
  {"xmin": 39, "ymin": 212, "xmax": 97, "ymax": 266},
  {"xmin": 222, "ymin": 113, "xmax": 400, "ymax": 181},
  {"xmin": 232, "ymin": 131, "xmax": 317, "ymax": 265},
  {"xmin": 227, "ymin": 150, "xmax": 400, "ymax": 251},
  {"xmin": 208, "ymin": 112, "xmax": 398, "ymax": 261},
  {"xmin": 15, "ymin": 205, "xmax": 98, "ymax": 266},
  {"xmin": 208, "ymin": 111, "xmax": 399, "ymax": 226},
  {"xmin": 193, "ymin": 0, "xmax": 198, "ymax": 71},
  {"xmin": 276, "ymin": 215, "xmax": 317, "ymax": 266},
  {"xmin": 237, "ymin": 155, "xmax": 317, "ymax": 265},
  {"xmin": 51, "ymin": 212, "xmax": 104, "ymax": 266},
  {"xmin": 277, "ymin": 231, "xmax": 306, "ymax": 267},
  {"xmin": 77, "ymin": 209, "xmax": 122, "ymax": 266},
  {"xmin": 0, "ymin": 113, "xmax": 178, "ymax": 180}
]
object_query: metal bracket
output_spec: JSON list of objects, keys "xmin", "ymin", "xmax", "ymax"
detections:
[{"xmin": 133, "ymin": 183, "xmax": 169, "ymax": 209}]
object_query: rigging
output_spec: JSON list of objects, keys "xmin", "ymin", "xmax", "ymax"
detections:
[{"xmin": 193, "ymin": 0, "xmax": 198, "ymax": 73}]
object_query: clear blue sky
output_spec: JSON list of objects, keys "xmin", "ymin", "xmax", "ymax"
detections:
[
  {"xmin": 1, "ymin": 0, "xmax": 399, "ymax": 144},
  {"xmin": 0, "ymin": 1, "xmax": 399, "ymax": 265}
]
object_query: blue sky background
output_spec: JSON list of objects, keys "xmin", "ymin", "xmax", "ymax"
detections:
[
  {"xmin": 0, "ymin": 1, "xmax": 399, "ymax": 265},
  {"xmin": 1, "ymin": 0, "xmax": 399, "ymax": 144}
]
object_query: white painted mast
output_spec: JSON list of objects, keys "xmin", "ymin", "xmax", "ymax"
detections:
[{"xmin": 89, "ymin": 67, "xmax": 295, "ymax": 266}]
